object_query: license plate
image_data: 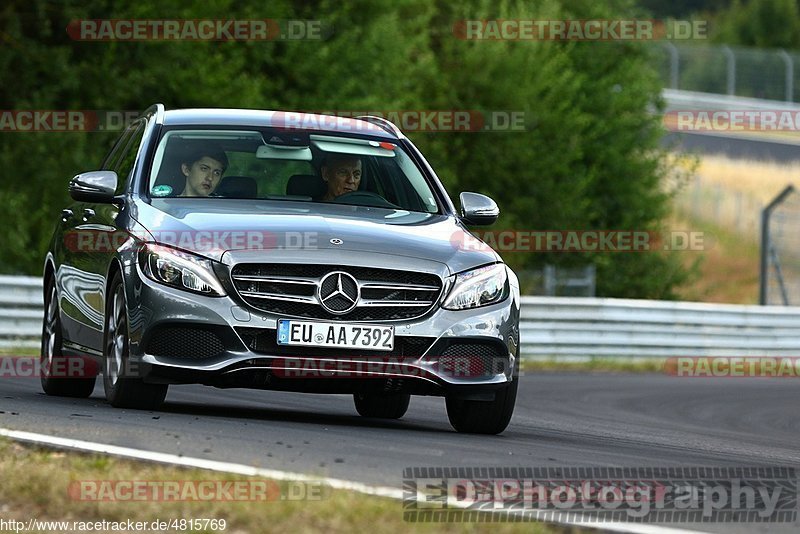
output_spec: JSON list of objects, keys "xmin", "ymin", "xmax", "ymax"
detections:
[{"xmin": 277, "ymin": 319, "xmax": 394, "ymax": 351}]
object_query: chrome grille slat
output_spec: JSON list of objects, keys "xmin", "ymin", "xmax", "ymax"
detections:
[
  {"xmin": 359, "ymin": 300, "xmax": 432, "ymax": 307},
  {"xmin": 231, "ymin": 264, "xmax": 443, "ymax": 321},
  {"xmin": 239, "ymin": 291, "xmax": 317, "ymax": 303},
  {"xmin": 233, "ymin": 275, "xmax": 317, "ymax": 285},
  {"xmin": 360, "ymin": 283, "xmax": 439, "ymax": 291}
]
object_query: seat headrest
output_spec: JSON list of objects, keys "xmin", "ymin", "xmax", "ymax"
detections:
[
  {"xmin": 215, "ymin": 176, "xmax": 258, "ymax": 198},
  {"xmin": 287, "ymin": 174, "xmax": 326, "ymax": 198}
]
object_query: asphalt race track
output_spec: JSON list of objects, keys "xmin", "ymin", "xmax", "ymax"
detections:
[
  {"xmin": 665, "ymin": 131, "xmax": 800, "ymax": 162},
  {"xmin": 2, "ymin": 372, "xmax": 799, "ymax": 533}
]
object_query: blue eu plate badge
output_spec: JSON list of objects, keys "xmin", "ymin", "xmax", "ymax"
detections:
[{"xmin": 277, "ymin": 319, "xmax": 290, "ymax": 344}]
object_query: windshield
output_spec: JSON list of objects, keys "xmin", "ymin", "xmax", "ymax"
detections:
[{"xmin": 146, "ymin": 128, "xmax": 440, "ymax": 214}]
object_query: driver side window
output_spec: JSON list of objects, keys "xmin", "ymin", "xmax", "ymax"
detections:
[{"xmin": 112, "ymin": 121, "xmax": 146, "ymax": 195}]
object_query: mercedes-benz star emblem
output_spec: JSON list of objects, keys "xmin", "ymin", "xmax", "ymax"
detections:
[
  {"xmin": 318, "ymin": 271, "xmax": 359, "ymax": 314},
  {"xmin": 330, "ymin": 238, "xmax": 343, "ymax": 245}
]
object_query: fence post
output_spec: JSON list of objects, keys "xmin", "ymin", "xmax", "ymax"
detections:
[
  {"xmin": 760, "ymin": 185, "xmax": 795, "ymax": 305},
  {"xmin": 779, "ymin": 49, "xmax": 794, "ymax": 102},
  {"xmin": 543, "ymin": 264, "xmax": 556, "ymax": 296},
  {"xmin": 664, "ymin": 42, "xmax": 679, "ymax": 89},
  {"xmin": 722, "ymin": 46, "xmax": 736, "ymax": 96}
]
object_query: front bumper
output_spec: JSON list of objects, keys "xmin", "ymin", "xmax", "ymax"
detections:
[{"xmin": 124, "ymin": 260, "xmax": 520, "ymax": 396}]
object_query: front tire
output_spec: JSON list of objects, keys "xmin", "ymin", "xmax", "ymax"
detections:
[
  {"xmin": 102, "ymin": 273, "xmax": 167, "ymax": 410},
  {"xmin": 445, "ymin": 378, "xmax": 518, "ymax": 435},
  {"xmin": 353, "ymin": 392, "xmax": 410, "ymax": 419},
  {"xmin": 40, "ymin": 277, "xmax": 96, "ymax": 398}
]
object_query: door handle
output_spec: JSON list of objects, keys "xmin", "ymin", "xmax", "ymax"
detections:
[
  {"xmin": 61, "ymin": 209, "xmax": 73, "ymax": 221},
  {"xmin": 82, "ymin": 208, "xmax": 95, "ymax": 221}
]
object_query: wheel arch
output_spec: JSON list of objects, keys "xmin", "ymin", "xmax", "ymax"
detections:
[{"xmin": 104, "ymin": 258, "xmax": 124, "ymax": 314}]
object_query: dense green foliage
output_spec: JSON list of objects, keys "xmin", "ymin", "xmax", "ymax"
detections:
[
  {"xmin": 0, "ymin": 0, "xmax": 690, "ymax": 298},
  {"xmin": 638, "ymin": 0, "xmax": 731, "ymax": 18},
  {"xmin": 713, "ymin": 0, "xmax": 800, "ymax": 48}
]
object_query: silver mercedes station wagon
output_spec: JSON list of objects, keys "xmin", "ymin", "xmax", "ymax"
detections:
[{"xmin": 42, "ymin": 105, "xmax": 520, "ymax": 434}]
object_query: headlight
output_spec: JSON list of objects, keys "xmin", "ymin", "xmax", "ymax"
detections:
[
  {"xmin": 139, "ymin": 244, "xmax": 225, "ymax": 296},
  {"xmin": 441, "ymin": 263, "xmax": 508, "ymax": 310}
]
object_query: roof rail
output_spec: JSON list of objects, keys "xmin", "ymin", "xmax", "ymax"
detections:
[
  {"xmin": 354, "ymin": 115, "xmax": 404, "ymax": 139},
  {"xmin": 142, "ymin": 103, "xmax": 166, "ymax": 124}
]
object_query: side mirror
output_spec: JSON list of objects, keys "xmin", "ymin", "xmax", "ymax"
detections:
[
  {"xmin": 459, "ymin": 192, "xmax": 499, "ymax": 226},
  {"xmin": 69, "ymin": 171, "xmax": 119, "ymax": 203}
]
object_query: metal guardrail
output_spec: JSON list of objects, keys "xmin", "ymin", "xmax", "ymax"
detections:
[
  {"xmin": 663, "ymin": 88, "xmax": 800, "ymax": 114},
  {"xmin": 0, "ymin": 275, "xmax": 43, "ymax": 349},
  {"xmin": 4, "ymin": 276, "xmax": 800, "ymax": 358},
  {"xmin": 520, "ymin": 296, "xmax": 800, "ymax": 358}
]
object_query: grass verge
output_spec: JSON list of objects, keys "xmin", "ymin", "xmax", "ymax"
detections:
[
  {"xmin": 669, "ymin": 208, "xmax": 761, "ymax": 304},
  {"xmin": 0, "ymin": 438, "xmax": 566, "ymax": 534},
  {"xmin": 521, "ymin": 358, "xmax": 665, "ymax": 374},
  {"xmin": 0, "ymin": 345, "xmax": 40, "ymax": 356}
]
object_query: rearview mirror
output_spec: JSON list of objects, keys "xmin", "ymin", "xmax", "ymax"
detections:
[
  {"xmin": 459, "ymin": 192, "xmax": 499, "ymax": 226},
  {"xmin": 69, "ymin": 170, "xmax": 118, "ymax": 203},
  {"xmin": 256, "ymin": 144, "xmax": 313, "ymax": 161}
]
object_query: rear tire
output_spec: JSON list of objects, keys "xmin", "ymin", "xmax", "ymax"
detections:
[
  {"xmin": 102, "ymin": 273, "xmax": 167, "ymax": 410},
  {"xmin": 353, "ymin": 392, "xmax": 410, "ymax": 419},
  {"xmin": 40, "ymin": 277, "xmax": 96, "ymax": 398},
  {"xmin": 445, "ymin": 376, "xmax": 518, "ymax": 435}
]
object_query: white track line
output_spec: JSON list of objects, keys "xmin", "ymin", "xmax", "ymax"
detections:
[{"xmin": 0, "ymin": 427, "xmax": 705, "ymax": 534}]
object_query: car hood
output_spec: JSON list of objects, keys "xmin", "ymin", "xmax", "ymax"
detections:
[{"xmin": 130, "ymin": 198, "xmax": 500, "ymax": 275}]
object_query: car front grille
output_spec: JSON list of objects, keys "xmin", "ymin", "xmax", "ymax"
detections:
[
  {"xmin": 230, "ymin": 264, "xmax": 443, "ymax": 321},
  {"xmin": 235, "ymin": 327, "xmax": 435, "ymax": 359}
]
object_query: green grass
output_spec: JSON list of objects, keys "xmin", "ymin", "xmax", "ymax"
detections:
[
  {"xmin": 0, "ymin": 345, "xmax": 40, "ymax": 356},
  {"xmin": 669, "ymin": 209, "xmax": 761, "ymax": 304},
  {"xmin": 521, "ymin": 357, "xmax": 665, "ymax": 373},
  {"xmin": 0, "ymin": 439, "xmax": 568, "ymax": 534}
]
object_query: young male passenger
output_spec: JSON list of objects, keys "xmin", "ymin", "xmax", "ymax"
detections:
[{"xmin": 179, "ymin": 147, "xmax": 228, "ymax": 197}]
